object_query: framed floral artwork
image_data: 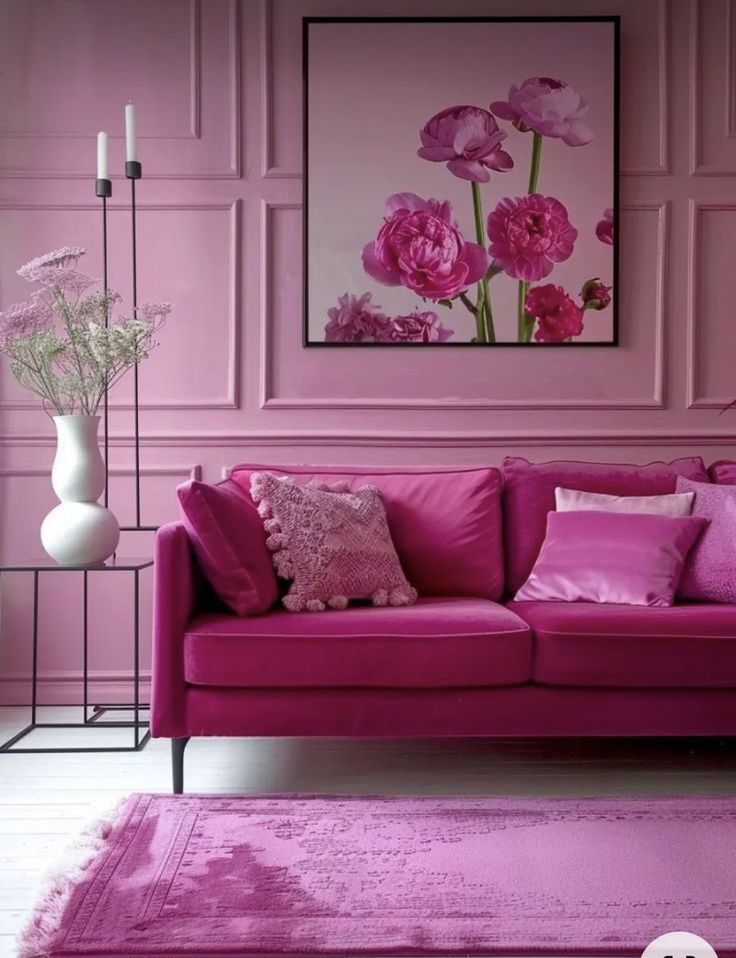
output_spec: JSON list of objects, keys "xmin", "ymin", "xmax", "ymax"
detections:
[{"xmin": 303, "ymin": 16, "xmax": 619, "ymax": 346}]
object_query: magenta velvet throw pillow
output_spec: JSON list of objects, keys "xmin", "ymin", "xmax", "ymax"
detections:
[
  {"xmin": 676, "ymin": 476, "xmax": 736, "ymax": 602},
  {"xmin": 515, "ymin": 511, "xmax": 708, "ymax": 607},
  {"xmin": 250, "ymin": 473, "xmax": 417, "ymax": 612},
  {"xmin": 502, "ymin": 456, "xmax": 709, "ymax": 594},
  {"xmin": 177, "ymin": 479, "xmax": 278, "ymax": 616}
]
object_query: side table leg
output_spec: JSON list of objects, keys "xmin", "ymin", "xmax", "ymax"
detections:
[{"xmin": 31, "ymin": 571, "xmax": 39, "ymax": 726}]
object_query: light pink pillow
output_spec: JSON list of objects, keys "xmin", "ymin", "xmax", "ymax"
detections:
[
  {"xmin": 250, "ymin": 472, "xmax": 417, "ymax": 612},
  {"xmin": 515, "ymin": 511, "xmax": 708, "ymax": 607},
  {"xmin": 177, "ymin": 479, "xmax": 278, "ymax": 616},
  {"xmin": 676, "ymin": 476, "xmax": 736, "ymax": 602},
  {"xmin": 555, "ymin": 487, "xmax": 694, "ymax": 516}
]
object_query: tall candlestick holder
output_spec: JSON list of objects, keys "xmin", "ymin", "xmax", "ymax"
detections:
[
  {"xmin": 123, "ymin": 159, "xmax": 152, "ymax": 531},
  {"xmin": 95, "ymin": 176, "xmax": 112, "ymax": 508}
]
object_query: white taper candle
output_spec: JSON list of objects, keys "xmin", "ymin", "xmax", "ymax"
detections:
[
  {"xmin": 97, "ymin": 131, "xmax": 108, "ymax": 180},
  {"xmin": 125, "ymin": 102, "xmax": 137, "ymax": 162}
]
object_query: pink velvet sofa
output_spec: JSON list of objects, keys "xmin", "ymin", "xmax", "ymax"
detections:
[{"xmin": 151, "ymin": 458, "xmax": 736, "ymax": 793}]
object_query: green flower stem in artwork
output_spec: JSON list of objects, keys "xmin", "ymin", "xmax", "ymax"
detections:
[
  {"xmin": 471, "ymin": 181, "xmax": 495, "ymax": 343},
  {"xmin": 518, "ymin": 132, "xmax": 543, "ymax": 342}
]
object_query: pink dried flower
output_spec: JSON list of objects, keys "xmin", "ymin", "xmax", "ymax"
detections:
[
  {"xmin": 417, "ymin": 105, "xmax": 513, "ymax": 182},
  {"xmin": 0, "ymin": 296, "xmax": 53, "ymax": 343},
  {"xmin": 374, "ymin": 310, "xmax": 453, "ymax": 343},
  {"xmin": 487, "ymin": 194, "xmax": 577, "ymax": 282},
  {"xmin": 17, "ymin": 246, "xmax": 86, "ymax": 281},
  {"xmin": 525, "ymin": 284, "xmax": 584, "ymax": 343},
  {"xmin": 490, "ymin": 77, "xmax": 593, "ymax": 146},
  {"xmin": 580, "ymin": 278, "xmax": 612, "ymax": 310},
  {"xmin": 596, "ymin": 208, "xmax": 614, "ymax": 245},
  {"xmin": 324, "ymin": 293, "xmax": 389, "ymax": 343},
  {"xmin": 24, "ymin": 266, "xmax": 96, "ymax": 294},
  {"xmin": 362, "ymin": 193, "xmax": 487, "ymax": 301},
  {"xmin": 135, "ymin": 302, "xmax": 173, "ymax": 324}
]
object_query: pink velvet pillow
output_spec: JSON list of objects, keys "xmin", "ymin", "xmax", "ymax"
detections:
[
  {"xmin": 676, "ymin": 476, "xmax": 736, "ymax": 603},
  {"xmin": 709, "ymin": 460, "xmax": 736, "ymax": 485},
  {"xmin": 230, "ymin": 464, "xmax": 504, "ymax": 600},
  {"xmin": 515, "ymin": 511, "xmax": 708, "ymax": 607},
  {"xmin": 177, "ymin": 479, "xmax": 278, "ymax": 616},
  {"xmin": 502, "ymin": 456, "xmax": 709, "ymax": 594},
  {"xmin": 250, "ymin": 472, "xmax": 417, "ymax": 612}
]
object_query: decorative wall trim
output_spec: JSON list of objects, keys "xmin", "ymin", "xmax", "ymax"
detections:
[
  {"xmin": 260, "ymin": 0, "xmax": 299, "ymax": 178},
  {"xmin": 259, "ymin": 202, "xmax": 667, "ymax": 411},
  {"xmin": 0, "ymin": 0, "xmax": 241, "ymax": 179},
  {"xmin": 690, "ymin": 0, "xmax": 736, "ymax": 174},
  {"xmin": 622, "ymin": 0, "xmax": 671, "ymax": 176},
  {"xmin": 686, "ymin": 199, "xmax": 733, "ymax": 408},
  {"xmin": 0, "ymin": 200, "xmax": 241, "ymax": 411},
  {"xmin": 2, "ymin": 430, "xmax": 734, "ymax": 450}
]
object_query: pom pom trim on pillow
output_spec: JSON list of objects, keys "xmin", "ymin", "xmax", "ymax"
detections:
[{"xmin": 250, "ymin": 472, "xmax": 417, "ymax": 612}]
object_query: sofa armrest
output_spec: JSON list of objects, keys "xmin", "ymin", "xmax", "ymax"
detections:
[{"xmin": 150, "ymin": 521, "xmax": 203, "ymax": 737}]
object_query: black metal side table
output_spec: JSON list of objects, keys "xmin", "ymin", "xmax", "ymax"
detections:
[{"xmin": 0, "ymin": 555, "xmax": 153, "ymax": 753}]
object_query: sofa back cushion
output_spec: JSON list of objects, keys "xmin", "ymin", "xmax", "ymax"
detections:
[
  {"xmin": 177, "ymin": 478, "xmax": 279, "ymax": 616},
  {"xmin": 709, "ymin": 460, "xmax": 736, "ymax": 485},
  {"xmin": 501, "ymin": 456, "xmax": 709, "ymax": 594},
  {"xmin": 230, "ymin": 465, "xmax": 504, "ymax": 600}
]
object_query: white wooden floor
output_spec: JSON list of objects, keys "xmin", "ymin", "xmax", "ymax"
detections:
[{"xmin": 1, "ymin": 706, "xmax": 735, "ymax": 958}]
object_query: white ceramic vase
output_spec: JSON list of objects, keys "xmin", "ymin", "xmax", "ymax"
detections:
[{"xmin": 40, "ymin": 415, "xmax": 120, "ymax": 565}]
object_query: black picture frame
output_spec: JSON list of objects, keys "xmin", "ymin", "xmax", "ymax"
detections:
[{"xmin": 302, "ymin": 15, "xmax": 620, "ymax": 347}]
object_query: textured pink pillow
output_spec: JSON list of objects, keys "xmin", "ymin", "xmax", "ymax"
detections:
[
  {"xmin": 502, "ymin": 456, "xmax": 709, "ymax": 594},
  {"xmin": 676, "ymin": 476, "xmax": 736, "ymax": 602},
  {"xmin": 515, "ymin": 511, "xmax": 708, "ymax": 607},
  {"xmin": 555, "ymin": 486, "xmax": 694, "ymax": 516},
  {"xmin": 250, "ymin": 473, "xmax": 417, "ymax": 612},
  {"xmin": 177, "ymin": 479, "xmax": 278, "ymax": 616},
  {"xmin": 230, "ymin": 464, "xmax": 504, "ymax": 599}
]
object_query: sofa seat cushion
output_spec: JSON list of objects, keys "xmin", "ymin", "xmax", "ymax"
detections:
[
  {"xmin": 507, "ymin": 600, "xmax": 736, "ymax": 688},
  {"xmin": 184, "ymin": 598, "xmax": 532, "ymax": 689}
]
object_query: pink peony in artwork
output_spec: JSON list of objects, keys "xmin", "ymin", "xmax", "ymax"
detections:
[
  {"xmin": 487, "ymin": 194, "xmax": 578, "ymax": 282},
  {"xmin": 490, "ymin": 77, "xmax": 594, "ymax": 146},
  {"xmin": 375, "ymin": 310, "xmax": 453, "ymax": 343},
  {"xmin": 596, "ymin": 208, "xmax": 614, "ymax": 245},
  {"xmin": 524, "ymin": 284, "xmax": 584, "ymax": 343},
  {"xmin": 324, "ymin": 292, "xmax": 388, "ymax": 343},
  {"xmin": 417, "ymin": 105, "xmax": 514, "ymax": 182},
  {"xmin": 580, "ymin": 278, "xmax": 612, "ymax": 310},
  {"xmin": 362, "ymin": 193, "xmax": 487, "ymax": 301}
]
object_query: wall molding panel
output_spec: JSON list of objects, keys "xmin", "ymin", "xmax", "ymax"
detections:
[
  {"xmin": 0, "ymin": 200, "xmax": 241, "ymax": 412},
  {"xmin": 260, "ymin": 202, "xmax": 667, "ymax": 412},
  {"xmin": 0, "ymin": 0, "xmax": 241, "ymax": 179}
]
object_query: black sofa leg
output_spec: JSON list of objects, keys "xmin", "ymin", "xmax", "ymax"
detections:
[{"xmin": 172, "ymin": 736, "xmax": 190, "ymax": 794}]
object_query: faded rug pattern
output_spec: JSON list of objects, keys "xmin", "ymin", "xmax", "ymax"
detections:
[{"xmin": 21, "ymin": 794, "xmax": 736, "ymax": 956}]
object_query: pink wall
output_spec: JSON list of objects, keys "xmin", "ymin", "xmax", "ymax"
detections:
[{"xmin": 0, "ymin": 0, "xmax": 734, "ymax": 704}]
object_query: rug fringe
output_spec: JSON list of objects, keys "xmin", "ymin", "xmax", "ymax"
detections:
[{"xmin": 16, "ymin": 797, "xmax": 130, "ymax": 958}]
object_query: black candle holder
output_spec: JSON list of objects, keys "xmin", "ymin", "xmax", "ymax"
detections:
[
  {"xmin": 95, "ymin": 177, "xmax": 112, "ymax": 508},
  {"xmin": 125, "ymin": 159, "xmax": 144, "ymax": 529}
]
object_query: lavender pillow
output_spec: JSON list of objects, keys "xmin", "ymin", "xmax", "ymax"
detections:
[
  {"xmin": 177, "ymin": 479, "xmax": 278, "ymax": 616},
  {"xmin": 515, "ymin": 511, "xmax": 708, "ymax": 607},
  {"xmin": 250, "ymin": 473, "xmax": 417, "ymax": 612},
  {"xmin": 555, "ymin": 487, "xmax": 694, "ymax": 516},
  {"xmin": 676, "ymin": 476, "xmax": 736, "ymax": 602}
]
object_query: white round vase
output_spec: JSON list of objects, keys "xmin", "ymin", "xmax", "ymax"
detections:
[{"xmin": 41, "ymin": 415, "xmax": 120, "ymax": 565}]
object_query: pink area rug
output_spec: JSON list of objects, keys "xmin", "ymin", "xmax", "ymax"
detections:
[{"xmin": 20, "ymin": 793, "xmax": 736, "ymax": 957}]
